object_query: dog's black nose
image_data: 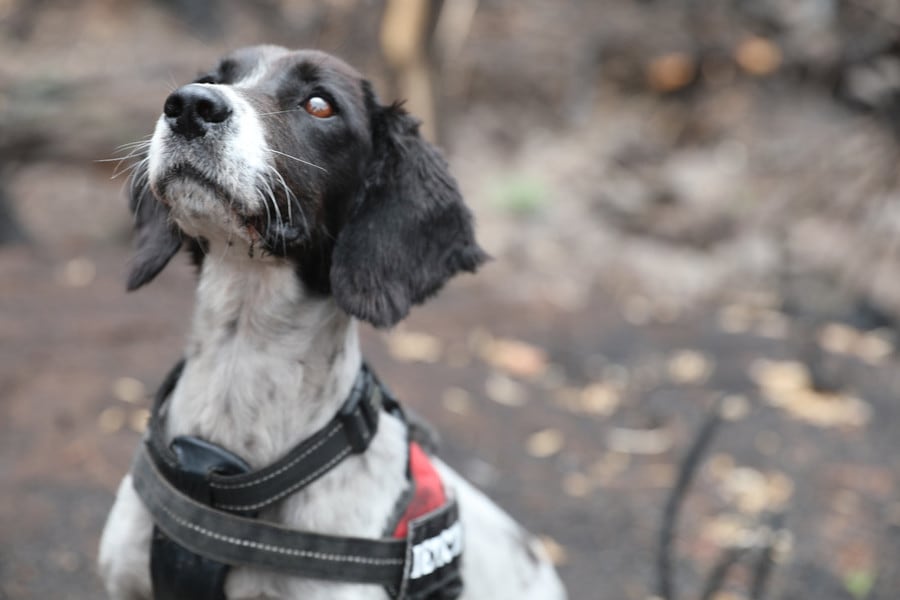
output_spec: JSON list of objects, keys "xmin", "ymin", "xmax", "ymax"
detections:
[{"xmin": 163, "ymin": 84, "xmax": 232, "ymax": 140}]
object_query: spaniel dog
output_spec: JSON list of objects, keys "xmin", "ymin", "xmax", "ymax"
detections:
[{"xmin": 98, "ymin": 46, "xmax": 566, "ymax": 600}]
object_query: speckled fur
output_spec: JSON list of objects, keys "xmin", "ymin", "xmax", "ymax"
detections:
[{"xmin": 99, "ymin": 45, "xmax": 566, "ymax": 600}]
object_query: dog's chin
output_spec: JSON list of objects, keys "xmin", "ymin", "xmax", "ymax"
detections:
[
  {"xmin": 158, "ymin": 178, "xmax": 309, "ymax": 255},
  {"xmin": 156, "ymin": 177, "xmax": 261, "ymax": 245}
]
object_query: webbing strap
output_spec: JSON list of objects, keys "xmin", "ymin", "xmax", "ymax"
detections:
[
  {"xmin": 147, "ymin": 365, "xmax": 383, "ymax": 512},
  {"xmin": 133, "ymin": 442, "xmax": 411, "ymax": 586}
]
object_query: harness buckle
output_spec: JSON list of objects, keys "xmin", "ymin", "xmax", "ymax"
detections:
[{"xmin": 340, "ymin": 375, "xmax": 381, "ymax": 453}]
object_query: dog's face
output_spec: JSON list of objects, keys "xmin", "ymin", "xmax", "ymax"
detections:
[{"xmin": 129, "ymin": 46, "xmax": 487, "ymax": 327}]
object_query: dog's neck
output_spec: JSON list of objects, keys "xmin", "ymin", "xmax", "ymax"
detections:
[{"xmin": 166, "ymin": 244, "xmax": 361, "ymax": 468}]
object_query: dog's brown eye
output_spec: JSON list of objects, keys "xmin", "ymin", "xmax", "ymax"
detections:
[{"xmin": 304, "ymin": 96, "xmax": 334, "ymax": 118}]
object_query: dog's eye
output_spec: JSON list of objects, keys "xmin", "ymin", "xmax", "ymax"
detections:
[
  {"xmin": 304, "ymin": 96, "xmax": 334, "ymax": 119},
  {"xmin": 193, "ymin": 74, "xmax": 217, "ymax": 85}
]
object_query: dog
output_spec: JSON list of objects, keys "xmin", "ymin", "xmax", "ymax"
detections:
[{"xmin": 98, "ymin": 45, "xmax": 567, "ymax": 600}]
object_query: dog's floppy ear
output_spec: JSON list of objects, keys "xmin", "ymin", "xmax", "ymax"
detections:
[
  {"xmin": 126, "ymin": 167, "xmax": 183, "ymax": 291},
  {"xmin": 330, "ymin": 90, "xmax": 488, "ymax": 328}
]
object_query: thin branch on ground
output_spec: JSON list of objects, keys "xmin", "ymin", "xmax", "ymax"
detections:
[{"xmin": 656, "ymin": 399, "xmax": 724, "ymax": 600}]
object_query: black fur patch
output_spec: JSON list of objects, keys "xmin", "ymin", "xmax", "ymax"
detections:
[
  {"xmin": 126, "ymin": 165, "xmax": 183, "ymax": 291},
  {"xmin": 330, "ymin": 90, "xmax": 488, "ymax": 327}
]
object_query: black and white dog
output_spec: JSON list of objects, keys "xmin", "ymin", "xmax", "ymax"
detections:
[{"xmin": 98, "ymin": 46, "xmax": 566, "ymax": 599}]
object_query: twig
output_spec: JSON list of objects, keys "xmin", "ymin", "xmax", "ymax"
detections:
[
  {"xmin": 699, "ymin": 546, "xmax": 750, "ymax": 600},
  {"xmin": 750, "ymin": 513, "xmax": 785, "ymax": 600},
  {"xmin": 656, "ymin": 399, "xmax": 724, "ymax": 600}
]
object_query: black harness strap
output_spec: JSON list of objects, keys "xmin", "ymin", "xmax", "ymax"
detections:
[
  {"xmin": 137, "ymin": 361, "xmax": 463, "ymax": 599},
  {"xmin": 146, "ymin": 365, "xmax": 384, "ymax": 513},
  {"xmin": 134, "ymin": 444, "xmax": 417, "ymax": 584}
]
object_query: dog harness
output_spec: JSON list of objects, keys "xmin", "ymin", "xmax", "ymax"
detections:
[{"xmin": 132, "ymin": 361, "xmax": 464, "ymax": 600}]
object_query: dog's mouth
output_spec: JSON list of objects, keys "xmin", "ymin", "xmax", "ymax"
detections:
[
  {"xmin": 152, "ymin": 161, "xmax": 307, "ymax": 252},
  {"xmin": 155, "ymin": 163, "xmax": 236, "ymax": 206}
]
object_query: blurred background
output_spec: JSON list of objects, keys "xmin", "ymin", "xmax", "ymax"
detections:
[{"xmin": 3, "ymin": 0, "xmax": 900, "ymax": 598}]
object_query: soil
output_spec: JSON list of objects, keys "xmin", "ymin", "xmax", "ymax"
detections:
[{"xmin": 3, "ymin": 1, "xmax": 900, "ymax": 599}]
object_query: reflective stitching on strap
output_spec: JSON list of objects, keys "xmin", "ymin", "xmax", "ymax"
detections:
[
  {"xmin": 216, "ymin": 447, "xmax": 353, "ymax": 511},
  {"xmin": 208, "ymin": 423, "xmax": 343, "ymax": 490},
  {"xmin": 157, "ymin": 503, "xmax": 404, "ymax": 566}
]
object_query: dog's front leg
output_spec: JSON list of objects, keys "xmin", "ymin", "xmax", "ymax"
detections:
[{"xmin": 99, "ymin": 474, "xmax": 154, "ymax": 600}]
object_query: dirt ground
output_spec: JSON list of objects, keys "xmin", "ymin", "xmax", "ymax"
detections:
[{"xmin": 3, "ymin": 1, "xmax": 900, "ymax": 599}]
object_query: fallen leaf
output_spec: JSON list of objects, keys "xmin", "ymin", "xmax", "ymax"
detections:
[
  {"xmin": 607, "ymin": 427, "xmax": 672, "ymax": 455},
  {"xmin": 579, "ymin": 383, "xmax": 620, "ymax": 416},
  {"xmin": 819, "ymin": 322, "xmax": 860, "ymax": 355},
  {"xmin": 386, "ymin": 329, "xmax": 443, "ymax": 363},
  {"xmin": 112, "ymin": 377, "xmax": 146, "ymax": 404},
  {"xmin": 57, "ymin": 257, "xmax": 96, "ymax": 288},
  {"xmin": 749, "ymin": 359, "xmax": 809, "ymax": 392},
  {"xmin": 752, "ymin": 361, "xmax": 871, "ymax": 428},
  {"xmin": 562, "ymin": 472, "xmax": 591, "ymax": 498},
  {"xmin": 537, "ymin": 536, "xmax": 568, "ymax": 566},
  {"xmin": 647, "ymin": 52, "xmax": 696, "ymax": 92},
  {"xmin": 526, "ymin": 428, "xmax": 565, "ymax": 458},
  {"xmin": 703, "ymin": 514, "xmax": 755, "ymax": 548},
  {"xmin": 735, "ymin": 36, "xmax": 782, "ymax": 76},
  {"xmin": 719, "ymin": 394, "xmax": 750, "ymax": 421},
  {"xmin": 129, "ymin": 408, "xmax": 150, "ymax": 433},
  {"xmin": 706, "ymin": 453, "xmax": 736, "ymax": 479},
  {"xmin": 479, "ymin": 337, "xmax": 548, "ymax": 378},
  {"xmin": 667, "ymin": 350, "xmax": 713, "ymax": 384},
  {"xmin": 441, "ymin": 387, "xmax": 472, "ymax": 416},
  {"xmin": 98, "ymin": 406, "xmax": 126, "ymax": 434},
  {"xmin": 485, "ymin": 373, "xmax": 528, "ymax": 407},
  {"xmin": 855, "ymin": 330, "xmax": 893, "ymax": 365},
  {"xmin": 720, "ymin": 467, "xmax": 794, "ymax": 514}
]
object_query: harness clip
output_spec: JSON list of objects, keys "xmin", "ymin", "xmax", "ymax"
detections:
[{"xmin": 340, "ymin": 376, "xmax": 381, "ymax": 452}]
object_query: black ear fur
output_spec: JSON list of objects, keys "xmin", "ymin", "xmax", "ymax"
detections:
[
  {"xmin": 126, "ymin": 168, "xmax": 183, "ymax": 291},
  {"xmin": 330, "ymin": 96, "xmax": 488, "ymax": 328}
]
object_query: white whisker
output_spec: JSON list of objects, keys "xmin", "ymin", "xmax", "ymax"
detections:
[
  {"xmin": 257, "ymin": 109, "xmax": 305, "ymax": 117},
  {"xmin": 265, "ymin": 147, "xmax": 327, "ymax": 173}
]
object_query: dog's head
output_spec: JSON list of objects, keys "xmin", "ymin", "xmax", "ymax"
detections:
[{"xmin": 128, "ymin": 46, "xmax": 487, "ymax": 328}]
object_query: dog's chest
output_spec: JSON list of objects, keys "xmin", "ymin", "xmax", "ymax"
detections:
[{"xmin": 162, "ymin": 258, "xmax": 410, "ymax": 598}]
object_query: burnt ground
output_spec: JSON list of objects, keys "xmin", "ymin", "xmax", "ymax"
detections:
[{"xmin": 4, "ymin": 1, "xmax": 900, "ymax": 599}]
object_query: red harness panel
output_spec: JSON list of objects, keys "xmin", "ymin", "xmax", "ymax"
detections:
[{"xmin": 393, "ymin": 442, "xmax": 447, "ymax": 539}]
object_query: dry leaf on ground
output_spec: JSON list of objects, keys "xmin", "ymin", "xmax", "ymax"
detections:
[
  {"xmin": 97, "ymin": 406, "xmax": 125, "ymax": 434},
  {"xmin": 735, "ymin": 36, "xmax": 782, "ymax": 76},
  {"xmin": 478, "ymin": 336, "xmax": 549, "ymax": 378},
  {"xmin": 484, "ymin": 373, "xmax": 528, "ymax": 407},
  {"xmin": 667, "ymin": 349, "xmax": 713, "ymax": 384},
  {"xmin": 112, "ymin": 377, "xmax": 145, "ymax": 404},
  {"xmin": 386, "ymin": 329, "xmax": 443, "ymax": 363},
  {"xmin": 562, "ymin": 472, "xmax": 592, "ymax": 498},
  {"xmin": 750, "ymin": 359, "xmax": 871, "ymax": 428},
  {"xmin": 647, "ymin": 52, "xmax": 696, "ymax": 92},
  {"xmin": 526, "ymin": 428, "xmax": 565, "ymax": 458},
  {"xmin": 441, "ymin": 387, "xmax": 472, "ymax": 416},
  {"xmin": 537, "ymin": 536, "xmax": 568, "ymax": 566},
  {"xmin": 607, "ymin": 426, "xmax": 673, "ymax": 455}
]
